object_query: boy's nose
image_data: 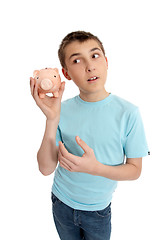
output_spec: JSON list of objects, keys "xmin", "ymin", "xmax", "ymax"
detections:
[{"xmin": 86, "ymin": 65, "xmax": 95, "ymax": 72}]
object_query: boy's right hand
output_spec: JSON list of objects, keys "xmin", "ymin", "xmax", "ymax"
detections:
[{"xmin": 30, "ymin": 77, "xmax": 65, "ymax": 120}]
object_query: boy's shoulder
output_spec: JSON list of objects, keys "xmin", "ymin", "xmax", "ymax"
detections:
[{"xmin": 112, "ymin": 94, "xmax": 138, "ymax": 111}]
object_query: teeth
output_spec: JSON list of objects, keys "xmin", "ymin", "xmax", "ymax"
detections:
[{"xmin": 89, "ymin": 77, "xmax": 97, "ymax": 81}]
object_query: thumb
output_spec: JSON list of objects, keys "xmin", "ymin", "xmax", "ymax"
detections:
[
  {"xmin": 76, "ymin": 136, "xmax": 91, "ymax": 154},
  {"xmin": 59, "ymin": 81, "xmax": 65, "ymax": 98}
]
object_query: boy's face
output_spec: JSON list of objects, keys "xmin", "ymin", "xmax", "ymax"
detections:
[{"xmin": 62, "ymin": 39, "xmax": 108, "ymax": 98}]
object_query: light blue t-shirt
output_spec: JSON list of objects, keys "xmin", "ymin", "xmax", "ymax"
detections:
[{"xmin": 52, "ymin": 93, "xmax": 149, "ymax": 211}]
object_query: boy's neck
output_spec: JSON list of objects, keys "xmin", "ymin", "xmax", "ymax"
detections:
[{"xmin": 79, "ymin": 89, "xmax": 110, "ymax": 102}]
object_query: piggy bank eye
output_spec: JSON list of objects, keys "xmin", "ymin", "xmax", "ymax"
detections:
[
  {"xmin": 36, "ymin": 76, "xmax": 39, "ymax": 79},
  {"xmin": 54, "ymin": 75, "xmax": 57, "ymax": 78}
]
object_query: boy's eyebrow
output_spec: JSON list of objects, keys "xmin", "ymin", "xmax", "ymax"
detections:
[
  {"xmin": 69, "ymin": 47, "xmax": 101, "ymax": 60},
  {"xmin": 90, "ymin": 47, "xmax": 101, "ymax": 52},
  {"xmin": 69, "ymin": 52, "xmax": 81, "ymax": 60}
]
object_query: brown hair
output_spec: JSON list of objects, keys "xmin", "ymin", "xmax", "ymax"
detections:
[{"xmin": 58, "ymin": 31, "xmax": 106, "ymax": 69}]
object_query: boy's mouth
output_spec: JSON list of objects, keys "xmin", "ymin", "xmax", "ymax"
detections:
[{"xmin": 87, "ymin": 76, "xmax": 99, "ymax": 82}]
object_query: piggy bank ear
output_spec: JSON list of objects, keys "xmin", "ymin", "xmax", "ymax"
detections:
[
  {"xmin": 33, "ymin": 70, "xmax": 40, "ymax": 77},
  {"xmin": 54, "ymin": 68, "xmax": 59, "ymax": 74}
]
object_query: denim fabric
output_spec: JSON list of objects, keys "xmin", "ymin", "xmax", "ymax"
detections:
[{"xmin": 51, "ymin": 192, "xmax": 111, "ymax": 240}]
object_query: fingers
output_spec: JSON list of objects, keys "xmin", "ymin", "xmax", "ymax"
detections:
[
  {"xmin": 33, "ymin": 81, "xmax": 41, "ymax": 105},
  {"xmin": 30, "ymin": 77, "xmax": 38, "ymax": 99},
  {"xmin": 30, "ymin": 77, "xmax": 40, "ymax": 105},
  {"xmin": 58, "ymin": 149, "xmax": 68, "ymax": 169},
  {"xmin": 58, "ymin": 149, "xmax": 73, "ymax": 171},
  {"xmin": 59, "ymin": 141, "xmax": 79, "ymax": 165},
  {"xmin": 59, "ymin": 141, "xmax": 70, "ymax": 158},
  {"xmin": 30, "ymin": 77, "xmax": 34, "ymax": 97}
]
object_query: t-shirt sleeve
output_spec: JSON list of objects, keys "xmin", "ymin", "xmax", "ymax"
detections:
[
  {"xmin": 124, "ymin": 107, "xmax": 150, "ymax": 158},
  {"xmin": 56, "ymin": 125, "xmax": 63, "ymax": 146}
]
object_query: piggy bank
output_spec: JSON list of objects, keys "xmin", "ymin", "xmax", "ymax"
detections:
[{"xmin": 33, "ymin": 67, "xmax": 61, "ymax": 98}]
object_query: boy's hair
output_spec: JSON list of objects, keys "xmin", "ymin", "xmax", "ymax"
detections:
[{"xmin": 58, "ymin": 31, "xmax": 105, "ymax": 69}]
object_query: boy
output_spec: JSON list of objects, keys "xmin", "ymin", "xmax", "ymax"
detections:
[{"xmin": 30, "ymin": 31, "xmax": 149, "ymax": 240}]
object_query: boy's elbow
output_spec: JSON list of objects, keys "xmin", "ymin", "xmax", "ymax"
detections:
[
  {"xmin": 135, "ymin": 165, "xmax": 142, "ymax": 180},
  {"xmin": 39, "ymin": 166, "xmax": 55, "ymax": 176},
  {"xmin": 40, "ymin": 170, "xmax": 52, "ymax": 176},
  {"xmin": 132, "ymin": 169, "xmax": 142, "ymax": 180},
  {"xmin": 37, "ymin": 156, "xmax": 56, "ymax": 176},
  {"xmin": 135, "ymin": 171, "xmax": 141, "ymax": 180}
]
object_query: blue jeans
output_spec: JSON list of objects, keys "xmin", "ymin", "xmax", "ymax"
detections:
[{"xmin": 51, "ymin": 192, "xmax": 111, "ymax": 240}]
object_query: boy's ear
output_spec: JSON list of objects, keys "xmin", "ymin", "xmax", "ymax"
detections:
[
  {"xmin": 62, "ymin": 68, "xmax": 72, "ymax": 80},
  {"xmin": 105, "ymin": 57, "xmax": 108, "ymax": 69}
]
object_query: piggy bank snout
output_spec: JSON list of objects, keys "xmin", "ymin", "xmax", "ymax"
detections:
[{"xmin": 40, "ymin": 78, "xmax": 53, "ymax": 90}]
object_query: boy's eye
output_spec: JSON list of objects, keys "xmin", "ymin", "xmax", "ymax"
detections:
[
  {"xmin": 73, "ymin": 59, "xmax": 80, "ymax": 64},
  {"xmin": 92, "ymin": 53, "xmax": 99, "ymax": 58}
]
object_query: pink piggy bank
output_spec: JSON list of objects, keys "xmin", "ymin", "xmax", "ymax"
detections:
[{"xmin": 33, "ymin": 67, "xmax": 61, "ymax": 98}]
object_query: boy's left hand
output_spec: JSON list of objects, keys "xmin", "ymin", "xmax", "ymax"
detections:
[{"xmin": 58, "ymin": 136, "xmax": 101, "ymax": 175}]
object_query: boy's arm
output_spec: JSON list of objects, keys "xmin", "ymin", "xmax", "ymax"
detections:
[
  {"xmin": 96, "ymin": 157, "xmax": 142, "ymax": 181},
  {"xmin": 58, "ymin": 137, "xmax": 142, "ymax": 181},
  {"xmin": 37, "ymin": 118, "xmax": 59, "ymax": 176}
]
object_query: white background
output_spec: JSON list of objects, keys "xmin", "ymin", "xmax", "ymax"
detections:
[{"xmin": 0, "ymin": 0, "xmax": 159, "ymax": 239}]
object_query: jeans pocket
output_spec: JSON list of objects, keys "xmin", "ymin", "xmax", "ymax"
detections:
[
  {"xmin": 51, "ymin": 193, "xmax": 58, "ymax": 206},
  {"xmin": 95, "ymin": 203, "xmax": 111, "ymax": 218}
]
